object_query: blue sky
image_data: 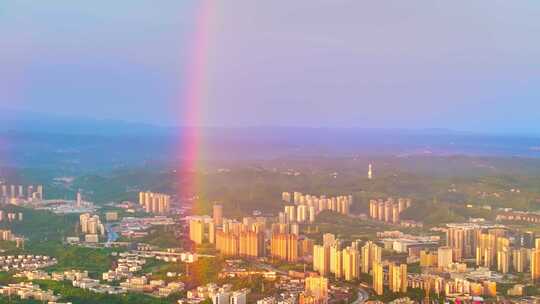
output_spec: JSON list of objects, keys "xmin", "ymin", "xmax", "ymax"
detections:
[{"xmin": 1, "ymin": 0, "xmax": 539, "ymax": 133}]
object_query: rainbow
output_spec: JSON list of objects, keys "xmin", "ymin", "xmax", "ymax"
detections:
[{"xmin": 178, "ymin": 0, "xmax": 213, "ymax": 206}]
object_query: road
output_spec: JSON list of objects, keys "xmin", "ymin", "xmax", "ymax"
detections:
[
  {"xmin": 252, "ymin": 261, "xmax": 288, "ymax": 275},
  {"xmin": 105, "ymin": 223, "xmax": 119, "ymax": 246},
  {"xmin": 352, "ymin": 287, "xmax": 369, "ymax": 304}
]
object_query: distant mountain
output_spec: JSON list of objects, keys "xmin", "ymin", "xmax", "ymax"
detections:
[
  {"xmin": 2, "ymin": 109, "xmax": 540, "ymax": 171},
  {"xmin": 0, "ymin": 108, "xmax": 173, "ymax": 136}
]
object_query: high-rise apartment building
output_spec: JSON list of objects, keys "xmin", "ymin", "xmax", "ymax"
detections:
[
  {"xmin": 437, "ymin": 247, "xmax": 453, "ymax": 270},
  {"xmin": 270, "ymin": 233, "xmax": 298, "ymax": 262},
  {"xmin": 0, "ymin": 184, "xmax": 43, "ymax": 202},
  {"xmin": 208, "ymin": 221, "xmax": 215, "ymax": 244},
  {"xmin": 239, "ymin": 231, "xmax": 265, "ymax": 257},
  {"xmin": 476, "ymin": 233, "xmax": 497, "ymax": 268},
  {"xmin": 420, "ymin": 250, "xmax": 438, "ymax": 267},
  {"xmin": 79, "ymin": 213, "xmax": 105, "ymax": 236},
  {"xmin": 297, "ymin": 205, "xmax": 308, "ymax": 223},
  {"xmin": 37, "ymin": 185, "xmax": 43, "ymax": 199},
  {"xmin": 342, "ymin": 247, "xmax": 360, "ymax": 281},
  {"xmin": 215, "ymin": 230, "xmax": 239, "ymax": 256},
  {"xmin": 531, "ymin": 239, "xmax": 540, "ymax": 282},
  {"xmin": 299, "ymin": 238, "xmax": 314, "ymax": 258},
  {"xmin": 189, "ymin": 219, "xmax": 204, "ymax": 245},
  {"xmin": 497, "ymin": 249, "xmax": 510, "ymax": 274},
  {"xmin": 361, "ymin": 241, "xmax": 381, "ymax": 274},
  {"xmin": 446, "ymin": 226, "xmax": 479, "ymax": 260},
  {"xmin": 138, "ymin": 191, "xmax": 171, "ymax": 214},
  {"xmin": 368, "ymin": 198, "xmax": 411, "ymax": 224},
  {"xmin": 372, "ymin": 262, "xmax": 384, "ymax": 296},
  {"xmin": 285, "ymin": 192, "xmax": 352, "ymax": 219},
  {"xmin": 313, "ymin": 245, "xmax": 331, "ymax": 277},
  {"xmin": 330, "ymin": 245, "xmax": 343, "ymax": 279},
  {"xmin": 213, "ymin": 204, "xmax": 223, "ymax": 226},
  {"xmin": 284, "ymin": 205, "xmax": 296, "ymax": 223},
  {"xmin": 389, "ymin": 263, "xmax": 408, "ymax": 293},
  {"xmin": 512, "ymin": 247, "xmax": 529, "ymax": 273},
  {"xmin": 188, "ymin": 216, "xmax": 213, "ymax": 245},
  {"xmin": 76, "ymin": 191, "xmax": 83, "ymax": 207}
]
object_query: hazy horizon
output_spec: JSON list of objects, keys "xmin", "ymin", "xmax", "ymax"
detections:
[{"xmin": 3, "ymin": 107, "xmax": 540, "ymax": 138}]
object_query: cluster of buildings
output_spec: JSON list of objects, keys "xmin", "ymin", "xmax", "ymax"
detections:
[
  {"xmin": 188, "ymin": 195, "xmax": 355, "ymax": 265},
  {"xmin": 312, "ymin": 236, "xmax": 407, "ymax": 298},
  {"xmin": 16, "ymin": 250, "xmax": 188, "ymax": 298},
  {"xmin": 531, "ymin": 239, "xmax": 540, "ymax": 282},
  {"xmin": 0, "ymin": 211, "xmax": 23, "ymax": 222},
  {"xmin": 298, "ymin": 276, "xmax": 329, "ymax": 304},
  {"xmin": 117, "ymin": 216, "xmax": 175, "ymax": 239},
  {"xmin": 281, "ymin": 192, "xmax": 353, "ymax": 218},
  {"xmin": 281, "ymin": 205, "xmax": 316, "ymax": 224},
  {"xmin": 216, "ymin": 217, "xmax": 266, "ymax": 258},
  {"xmin": 269, "ymin": 223, "xmax": 314, "ymax": 263},
  {"xmin": 26, "ymin": 198, "xmax": 98, "ymax": 214},
  {"xmin": 406, "ymin": 272, "xmax": 500, "ymax": 300},
  {"xmin": 135, "ymin": 245, "xmax": 199, "ymax": 263},
  {"xmin": 270, "ymin": 227, "xmax": 307, "ymax": 263},
  {"xmin": 312, "ymin": 233, "xmax": 391, "ymax": 296},
  {"xmin": 371, "ymin": 259, "xmax": 505, "ymax": 299},
  {"xmin": 79, "ymin": 213, "xmax": 105, "ymax": 242},
  {"xmin": 365, "ymin": 261, "xmax": 409, "ymax": 296},
  {"xmin": 313, "ymin": 235, "xmax": 381, "ymax": 281},
  {"xmin": 138, "ymin": 191, "xmax": 171, "ymax": 214},
  {"xmin": 0, "ymin": 229, "xmax": 15, "ymax": 241},
  {"xmin": 368, "ymin": 198, "xmax": 412, "ymax": 224},
  {"xmin": 256, "ymin": 274, "xmax": 347, "ymax": 304},
  {"xmin": 15, "ymin": 269, "xmax": 54, "ymax": 280},
  {"xmin": 378, "ymin": 230, "xmax": 439, "ymax": 257},
  {"xmin": 367, "ymin": 297, "xmax": 415, "ymax": 304},
  {"xmin": 103, "ymin": 248, "xmax": 195, "ymax": 280},
  {"xmin": 189, "ymin": 211, "xmax": 314, "ymax": 263},
  {"xmin": 0, "ymin": 255, "xmax": 56, "ymax": 272},
  {"xmin": 120, "ymin": 275, "xmax": 185, "ymax": 297},
  {"xmin": 18, "ymin": 269, "xmax": 126, "ymax": 295},
  {"xmin": 105, "ymin": 211, "xmax": 119, "ymax": 221},
  {"xmin": 178, "ymin": 283, "xmax": 248, "ymax": 304},
  {"xmin": 441, "ymin": 223, "xmax": 540, "ymax": 280},
  {"xmin": 0, "ymin": 184, "xmax": 43, "ymax": 203},
  {"xmin": 101, "ymin": 248, "xmax": 192, "ymax": 297},
  {"xmin": 189, "ymin": 209, "xmax": 265, "ymax": 256},
  {"xmin": 0, "ymin": 229, "xmax": 25, "ymax": 248},
  {"xmin": 185, "ymin": 196, "xmax": 540, "ymax": 302},
  {"xmin": 102, "ymin": 252, "xmax": 145, "ymax": 282},
  {"xmin": 496, "ymin": 211, "xmax": 540, "ymax": 224},
  {"xmin": 0, "ymin": 282, "xmax": 59, "ymax": 302},
  {"xmin": 103, "ymin": 249, "xmax": 192, "ymax": 297},
  {"xmin": 219, "ymin": 259, "xmax": 277, "ymax": 280}
]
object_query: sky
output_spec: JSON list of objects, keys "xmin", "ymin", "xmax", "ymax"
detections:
[{"xmin": 1, "ymin": 0, "xmax": 539, "ymax": 133}]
